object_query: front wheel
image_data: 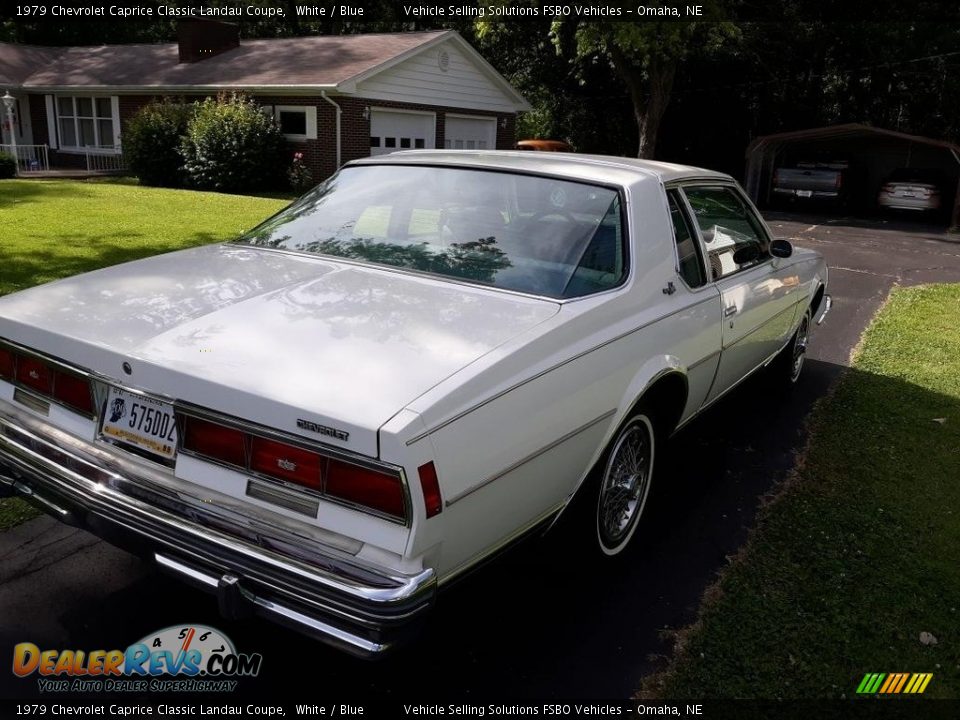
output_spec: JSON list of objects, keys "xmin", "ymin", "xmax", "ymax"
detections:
[
  {"xmin": 773, "ymin": 307, "xmax": 811, "ymax": 385},
  {"xmin": 595, "ymin": 413, "xmax": 657, "ymax": 556}
]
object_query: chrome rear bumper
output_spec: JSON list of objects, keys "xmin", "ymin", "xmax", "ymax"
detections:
[{"xmin": 0, "ymin": 407, "xmax": 435, "ymax": 658}]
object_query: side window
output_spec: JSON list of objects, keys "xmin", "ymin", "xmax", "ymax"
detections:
[
  {"xmin": 667, "ymin": 190, "xmax": 706, "ymax": 288},
  {"xmin": 683, "ymin": 186, "xmax": 769, "ymax": 281},
  {"xmin": 563, "ymin": 195, "xmax": 626, "ymax": 298}
]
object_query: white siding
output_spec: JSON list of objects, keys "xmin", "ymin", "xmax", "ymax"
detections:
[{"xmin": 355, "ymin": 40, "xmax": 517, "ymax": 113}]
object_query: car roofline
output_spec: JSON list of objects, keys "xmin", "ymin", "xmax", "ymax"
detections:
[{"xmin": 346, "ymin": 150, "xmax": 733, "ymax": 186}]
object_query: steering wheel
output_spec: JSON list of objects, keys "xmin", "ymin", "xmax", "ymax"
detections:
[{"xmin": 529, "ymin": 209, "xmax": 577, "ymax": 225}]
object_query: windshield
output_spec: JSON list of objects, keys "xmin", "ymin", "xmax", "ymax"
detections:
[{"xmin": 237, "ymin": 165, "xmax": 626, "ymax": 299}]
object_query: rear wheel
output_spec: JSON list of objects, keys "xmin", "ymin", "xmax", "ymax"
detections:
[{"xmin": 594, "ymin": 412, "xmax": 656, "ymax": 556}]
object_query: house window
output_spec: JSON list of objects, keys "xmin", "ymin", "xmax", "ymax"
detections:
[
  {"xmin": 56, "ymin": 96, "xmax": 115, "ymax": 150},
  {"xmin": 273, "ymin": 105, "xmax": 317, "ymax": 141},
  {"xmin": 278, "ymin": 110, "xmax": 307, "ymax": 136}
]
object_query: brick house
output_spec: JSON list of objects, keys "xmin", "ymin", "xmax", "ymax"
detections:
[{"xmin": 0, "ymin": 22, "xmax": 530, "ymax": 179}]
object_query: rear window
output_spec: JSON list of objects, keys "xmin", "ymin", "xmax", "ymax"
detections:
[{"xmin": 238, "ymin": 165, "xmax": 626, "ymax": 299}]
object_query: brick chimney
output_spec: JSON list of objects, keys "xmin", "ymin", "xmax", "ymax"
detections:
[{"xmin": 177, "ymin": 20, "xmax": 240, "ymax": 63}]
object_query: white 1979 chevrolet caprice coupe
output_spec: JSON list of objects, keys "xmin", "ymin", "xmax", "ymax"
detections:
[{"xmin": 0, "ymin": 152, "xmax": 830, "ymax": 656}]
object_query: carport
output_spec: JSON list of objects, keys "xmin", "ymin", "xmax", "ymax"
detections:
[{"xmin": 744, "ymin": 123, "xmax": 960, "ymax": 227}]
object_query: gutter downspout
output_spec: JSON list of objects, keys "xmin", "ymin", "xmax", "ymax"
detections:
[{"xmin": 320, "ymin": 91, "xmax": 342, "ymax": 169}]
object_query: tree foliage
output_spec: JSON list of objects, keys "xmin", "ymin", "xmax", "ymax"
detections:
[
  {"xmin": 180, "ymin": 93, "xmax": 287, "ymax": 192},
  {"xmin": 553, "ymin": 18, "xmax": 738, "ymax": 158},
  {"xmin": 124, "ymin": 99, "xmax": 193, "ymax": 187},
  {"xmin": 0, "ymin": 151, "xmax": 16, "ymax": 179}
]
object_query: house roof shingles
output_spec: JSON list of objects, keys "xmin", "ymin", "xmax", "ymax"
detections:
[
  {"xmin": 1, "ymin": 31, "xmax": 449, "ymax": 90},
  {"xmin": 0, "ymin": 43, "xmax": 64, "ymax": 86}
]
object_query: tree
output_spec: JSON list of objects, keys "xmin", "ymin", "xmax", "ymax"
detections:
[{"xmin": 554, "ymin": 18, "xmax": 738, "ymax": 159}]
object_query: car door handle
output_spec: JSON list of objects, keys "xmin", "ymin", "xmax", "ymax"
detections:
[{"xmin": 724, "ymin": 305, "xmax": 738, "ymax": 317}]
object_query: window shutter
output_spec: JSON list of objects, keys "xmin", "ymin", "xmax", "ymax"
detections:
[
  {"xmin": 305, "ymin": 106, "xmax": 317, "ymax": 140},
  {"xmin": 44, "ymin": 95, "xmax": 58, "ymax": 149},
  {"xmin": 111, "ymin": 96, "xmax": 121, "ymax": 150}
]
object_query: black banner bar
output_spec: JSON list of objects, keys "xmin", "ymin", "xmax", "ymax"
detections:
[
  {"xmin": 2, "ymin": 700, "xmax": 960, "ymax": 719},
  {"xmin": 2, "ymin": 1, "xmax": 960, "ymax": 24}
]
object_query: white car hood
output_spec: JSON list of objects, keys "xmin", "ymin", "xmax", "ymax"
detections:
[{"xmin": 0, "ymin": 244, "xmax": 559, "ymax": 456}]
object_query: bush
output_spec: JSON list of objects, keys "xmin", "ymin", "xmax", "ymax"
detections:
[
  {"xmin": 124, "ymin": 99, "xmax": 193, "ymax": 187},
  {"xmin": 0, "ymin": 152, "xmax": 16, "ymax": 179},
  {"xmin": 288, "ymin": 151, "xmax": 313, "ymax": 194},
  {"xmin": 180, "ymin": 93, "xmax": 286, "ymax": 193}
]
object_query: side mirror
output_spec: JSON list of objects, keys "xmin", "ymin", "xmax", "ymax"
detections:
[
  {"xmin": 733, "ymin": 243, "xmax": 761, "ymax": 265},
  {"xmin": 770, "ymin": 239, "xmax": 793, "ymax": 258}
]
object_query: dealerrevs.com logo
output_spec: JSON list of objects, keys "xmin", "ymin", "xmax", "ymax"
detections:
[{"xmin": 13, "ymin": 625, "xmax": 262, "ymax": 693}]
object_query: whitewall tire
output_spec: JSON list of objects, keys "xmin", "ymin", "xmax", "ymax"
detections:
[{"xmin": 595, "ymin": 413, "xmax": 656, "ymax": 556}]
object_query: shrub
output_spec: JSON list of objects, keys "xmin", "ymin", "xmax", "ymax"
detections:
[
  {"xmin": 124, "ymin": 99, "xmax": 193, "ymax": 187},
  {"xmin": 288, "ymin": 151, "xmax": 313, "ymax": 194},
  {"xmin": 0, "ymin": 151, "xmax": 16, "ymax": 179},
  {"xmin": 180, "ymin": 93, "xmax": 286, "ymax": 193}
]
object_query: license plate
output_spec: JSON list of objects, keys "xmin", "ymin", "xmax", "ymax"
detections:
[
  {"xmin": 796, "ymin": 190, "xmax": 813, "ymax": 198},
  {"xmin": 101, "ymin": 387, "xmax": 178, "ymax": 460}
]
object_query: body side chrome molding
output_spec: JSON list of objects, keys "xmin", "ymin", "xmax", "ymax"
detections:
[
  {"xmin": 406, "ymin": 293, "xmax": 719, "ymax": 446},
  {"xmin": 444, "ymin": 409, "xmax": 616, "ymax": 508},
  {"xmin": 437, "ymin": 503, "xmax": 565, "ymax": 587}
]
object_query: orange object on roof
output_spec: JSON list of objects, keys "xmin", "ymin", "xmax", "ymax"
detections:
[{"xmin": 516, "ymin": 139, "xmax": 573, "ymax": 152}]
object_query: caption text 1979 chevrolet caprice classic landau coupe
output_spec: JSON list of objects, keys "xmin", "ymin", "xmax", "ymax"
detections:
[{"xmin": 0, "ymin": 152, "xmax": 829, "ymax": 656}]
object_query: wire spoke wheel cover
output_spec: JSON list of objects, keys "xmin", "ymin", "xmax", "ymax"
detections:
[{"xmin": 596, "ymin": 415, "xmax": 655, "ymax": 555}]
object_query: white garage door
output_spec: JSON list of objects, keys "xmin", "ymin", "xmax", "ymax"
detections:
[
  {"xmin": 369, "ymin": 110, "xmax": 434, "ymax": 156},
  {"xmin": 445, "ymin": 116, "xmax": 497, "ymax": 150}
]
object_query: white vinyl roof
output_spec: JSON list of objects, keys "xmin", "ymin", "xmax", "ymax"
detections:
[{"xmin": 350, "ymin": 150, "xmax": 732, "ymax": 186}]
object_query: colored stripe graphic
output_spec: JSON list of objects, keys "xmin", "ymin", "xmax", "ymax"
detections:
[
  {"xmin": 857, "ymin": 672, "xmax": 933, "ymax": 694},
  {"xmin": 860, "ymin": 673, "xmax": 885, "ymax": 694},
  {"xmin": 893, "ymin": 673, "xmax": 909, "ymax": 693},
  {"xmin": 879, "ymin": 674, "xmax": 895, "ymax": 693}
]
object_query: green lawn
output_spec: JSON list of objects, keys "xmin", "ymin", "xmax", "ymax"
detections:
[
  {"xmin": 645, "ymin": 284, "xmax": 960, "ymax": 699},
  {"xmin": 0, "ymin": 178, "xmax": 289, "ymax": 529},
  {"xmin": 0, "ymin": 178, "xmax": 289, "ymax": 296}
]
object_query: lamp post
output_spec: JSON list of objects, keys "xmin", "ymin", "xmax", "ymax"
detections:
[{"xmin": 1, "ymin": 91, "xmax": 18, "ymax": 176}]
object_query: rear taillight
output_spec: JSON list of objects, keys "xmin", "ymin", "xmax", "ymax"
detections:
[
  {"xmin": 325, "ymin": 459, "xmax": 406, "ymax": 520},
  {"xmin": 182, "ymin": 416, "xmax": 246, "ymax": 467},
  {"xmin": 0, "ymin": 347, "xmax": 13, "ymax": 380},
  {"xmin": 53, "ymin": 372, "xmax": 93, "ymax": 414},
  {"xmin": 180, "ymin": 412, "xmax": 408, "ymax": 521},
  {"xmin": 2, "ymin": 345, "xmax": 94, "ymax": 415},
  {"xmin": 835, "ymin": 174, "xmax": 842, "ymax": 189},
  {"xmin": 16, "ymin": 356, "xmax": 53, "ymax": 394},
  {"xmin": 251, "ymin": 436, "xmax": 322, "ymax": 491},
  {"xmin": 417, "ymin": 461, "xmax": 443, "ymax": 518}
]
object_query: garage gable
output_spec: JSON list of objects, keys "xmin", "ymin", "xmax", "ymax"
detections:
[{"xmin": 349, "ymin": 36, "xmax": 528, "ymax": 114}]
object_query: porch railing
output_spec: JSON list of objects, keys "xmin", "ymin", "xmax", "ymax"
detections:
[
  {"xmin": 0, "ymin": 144, "xmax": 50, "ymax": 173},
  {"xmin": 85, "ymin": 150, "xmax": 126, "ymax": 173}
]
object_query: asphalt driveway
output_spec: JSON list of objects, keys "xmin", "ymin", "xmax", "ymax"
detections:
[{"xmin": 2, "ymin": 214, "xmax": 959, "ymax": 700}]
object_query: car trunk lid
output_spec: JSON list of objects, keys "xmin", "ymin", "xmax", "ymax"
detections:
[{"xmin": 0, "ymin": 244, "xmax": 560, "ymax": 458}]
